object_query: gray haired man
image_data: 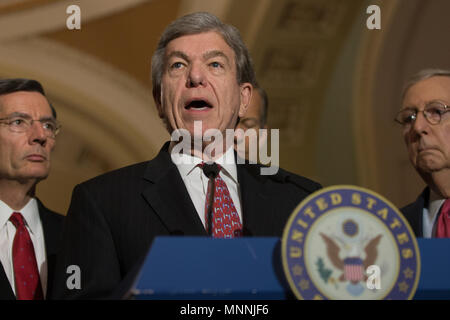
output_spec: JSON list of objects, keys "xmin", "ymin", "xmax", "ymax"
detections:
[
  {"xmin": 53, "ymin": 12, "xmax": 320, "ymax": 299},
  {"xmin": 397, "ymin": 69, "xmax": 450, "ymax": 238}
]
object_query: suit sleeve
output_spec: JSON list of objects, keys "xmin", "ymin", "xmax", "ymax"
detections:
[{"xmin": 51, "ymin": 184, "xmax": 121, "ymax": 299}]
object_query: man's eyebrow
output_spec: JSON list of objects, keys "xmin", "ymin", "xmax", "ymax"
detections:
[
  {"xmin": 166, "ymin": 51, "xmax": 189, "ymax": 62},
  {"xmin": 203, "ymin": 50, "xmax": 230, "ymax": 63},
  {"xmin": 40, "ymin": 116, "xmax": 57, "ymax": 122},
  {"xmin": 402, "ymin": 100, "xmax": 447, "ymax": 110},
  {"xmin": 401, "ymin": 106, "xmax": 417, "ymax": 111},
  {"xmin": 5, "ymin": 112, "xmax": 55, "ymax": 121},
  {"xmin": 5, "ymin": 112, "xmax": 32, "ymax": 119},
  {"xmin": 427, "ymin": 99, "xmax": 449, "ymax": 105},
  {"xmin": 166, "ymin": 50, "xmax": 231, "ymax": 65}
]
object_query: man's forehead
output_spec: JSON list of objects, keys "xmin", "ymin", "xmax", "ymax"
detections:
[
  {"xmin": 403, "ymin": 76, "xmax": 450, "ymax": 106},
  {"xmin": 0, "ymin": 91, "xmax": 52, "ymax": 116},
  {"xmin": 165, "ymin": 31, "xmax": 234, "ymax": 59}
]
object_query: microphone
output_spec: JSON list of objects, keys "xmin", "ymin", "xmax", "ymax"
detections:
[
  {"xmin": 272, "ymin": 171, "xmax": 319, "ymax": 194},
  {"xmin": 201, "ymin": 162, "xmax": 220, "ymax": 236}
]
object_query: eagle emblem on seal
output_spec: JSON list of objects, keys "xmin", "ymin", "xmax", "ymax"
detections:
[{"xmin": 319, "ymin": 219, "xmax": 382, "ymax": 296}]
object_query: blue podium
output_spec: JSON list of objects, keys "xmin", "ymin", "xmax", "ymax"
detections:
[
  {"xmin": 131, "ymin": 237, "xmax": 450, "ymax": 300},
  {"xmin": 415, "ymin": 239, "xmax": 450, "ymax": 299}
]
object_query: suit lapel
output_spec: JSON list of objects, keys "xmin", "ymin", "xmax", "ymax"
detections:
[
  {"xmin": 0, "ymin": 263, "xmax": 15, "ymax": 300},
  {"xmin": 37, "ymin": 199, "xmax": 61, "ymax": 257},
  {"xmin": 36, "ymin": 199, "xmax": 64, "ymax": 298},
  {"xmin": 411, "ymin": 188, "xmax": 428, "ymax": 237},
  {"xmin": 401, "ymin": 188, "xmax": 427, "ymax": 237},
  {"xmin": 237, "ymin": 163, "xmax": 270, "ymax": 236},
  {"xmin": 142, "ymin": 143, "xmax": 206, "ymax": 236}
]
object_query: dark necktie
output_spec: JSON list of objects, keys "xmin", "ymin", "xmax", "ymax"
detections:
[
  {"xmin": 199, "ymin": 163, "xmax": 243, "ymax": 238},
  {"xmin": 436, "ymin": 199, "xmax": 450, "ymax": 238},
  {"xmin": 9, "ymin": 212, "xmax": 43, "ymax": 300}
]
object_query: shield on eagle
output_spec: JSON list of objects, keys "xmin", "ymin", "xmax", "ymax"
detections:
[{"xmin": 343, "ymin": 257, "xmax": 364, "ymax": 283}]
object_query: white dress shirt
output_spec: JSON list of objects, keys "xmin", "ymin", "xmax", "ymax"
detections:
[
  {"xmin": 422, "ymin": 189, "xmax": 446, "ymax": 238},
  {"xmin": 0, "ymin": 198, "xmax": 47, "ymax": 297},
  {"xmin": 171, "ymin": 146, "xmax": 242, "ymax": 229}
]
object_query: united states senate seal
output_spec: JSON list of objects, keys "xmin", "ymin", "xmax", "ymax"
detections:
[{"xmin": 281, "ymin": 185, "xmax": 420, "ymax": 300}]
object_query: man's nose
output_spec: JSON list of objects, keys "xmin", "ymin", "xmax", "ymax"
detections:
[
  {"xmin": 28, "ymin": 121, "xmax": 47, "ymax": 146},
  {"xmin": 186, "ymin": 63, "xmax": 206, "ymax": 87},
  {"xmin": 411, "ymin": 111, "xmax": 430, "ymax": 136}
]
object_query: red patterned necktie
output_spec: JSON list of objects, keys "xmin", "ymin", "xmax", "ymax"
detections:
[
  {"xmin": 200, "ymin": 163, "xmax": 243, "ymax": 238},
  {"xmin": 9, "ymin": 212, "xmax": 43, "ymax": 300},
  {"xmin": 436, "ymin": 199, "xmax": 450, "ymax": 238}
]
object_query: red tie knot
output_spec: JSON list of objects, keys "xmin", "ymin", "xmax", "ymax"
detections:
[
  {"xmin": 198, "ymin": 162, "xmax": 222, "ymax": 169},
  {"xmin": 198, "ymin": 162, "xmax": 222, "ymax": 178},
  {"xmin": 9, "ymin": 212, "xmax": 26, "ymax": 229}
]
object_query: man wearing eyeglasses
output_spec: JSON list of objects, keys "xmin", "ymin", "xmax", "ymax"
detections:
[
  {"xmin": 0, "ymin": 78, "xmax": 63, "ymax": 299},
  {"xmin": 395, "ymin": 69, "xmax": 450, "ymax": 238}
]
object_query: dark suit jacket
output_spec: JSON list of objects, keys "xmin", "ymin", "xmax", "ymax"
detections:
[
  {"xmin": 0, "ymin": 199, "xmax": 64, "ymax": 300},
  {"xmin": 52, "ymin": 143, "xmax": 321, "ymax": 299},
  {"xmin": 400, "ymin": 188, "xmax": 429, "ymax": 238}
]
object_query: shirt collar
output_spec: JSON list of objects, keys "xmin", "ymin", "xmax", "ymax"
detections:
[
  {"xmin": 215, "ymin": 146, "xmax": 238, "ymax": 184},
  {"xmin": 171, "ymin": 149, "xmax": 203, "ymax": 178},
  {"xmin": 170, "ymin": 145, "xmax": 238, "ymax": 184},
  {"xmin": 0, "ymin": 198, "xmax": 39, "ymax": 234}
]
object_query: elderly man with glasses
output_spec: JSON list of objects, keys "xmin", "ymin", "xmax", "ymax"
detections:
[
  {"xmin": 0, "ymin": 78, "xmax": 63, "ymax": 300},
  {"xmin": 396, "ymin": 69, "xmax": 450, "ymax": 238}
]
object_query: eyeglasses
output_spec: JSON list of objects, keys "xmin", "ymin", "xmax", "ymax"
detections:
[
  {"xmin": 395, "ymin": 101, "xmax": 450, "ymax": 127},
  {"xmin": 0, "ymin": 116, "xmax": 61, "ymax": 138}
]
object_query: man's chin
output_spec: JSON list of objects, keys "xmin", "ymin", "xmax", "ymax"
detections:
[
  {"xmin": 416, "ymin": 159, "xmax": 445, "ymax": 174},
  {"xmin": 15, "ymin": 168, "xmax": 49, "ymax": 183}
]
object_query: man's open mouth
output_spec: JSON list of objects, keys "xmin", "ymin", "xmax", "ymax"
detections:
[{"xmin": 185, "ymin": 100, "xmax": 213, "ymax": 110}]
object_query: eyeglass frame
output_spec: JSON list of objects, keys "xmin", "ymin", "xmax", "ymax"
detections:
[
  {"xmin": 0, "ymin": 114, "xmax": 61, "ymax": 138},
  {"xmin": 394, "ymin": 101, "xmax": 450, "ymax": 127}
]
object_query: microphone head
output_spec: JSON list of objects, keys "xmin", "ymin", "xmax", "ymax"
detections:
[{"xmin": 202, "ymin": 162, "xmax": 220, "ymax": 178}]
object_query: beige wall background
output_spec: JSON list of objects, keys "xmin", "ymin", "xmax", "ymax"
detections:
[{"xmin": 0, "ymin": 0, "xmax": 449, "ymax": 214}]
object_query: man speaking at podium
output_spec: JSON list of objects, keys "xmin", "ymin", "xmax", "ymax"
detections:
[
  {"xmin": 398, "ymin": 69, "xmax": 450, "ymax": 238},
  {"xmin": 53, "ymin": 12, "xmax": 320, "ymax": 299}
]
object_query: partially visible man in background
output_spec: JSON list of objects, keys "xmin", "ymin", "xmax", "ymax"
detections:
[
  {"xmin": 0, "ymin": 79, "xmax": 63, "ymax": 299},
  {"xmin": 396, "ymin": 69, "xmax": 450, "ymax": 238},
  {"xmin": 235, "ymin": 84, "xmax": 268, "ymax": 162}
]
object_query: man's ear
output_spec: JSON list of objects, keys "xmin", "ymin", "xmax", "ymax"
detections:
[{"xmin": 239, "ymin": 83, "xmax": 253, "ymax": 118}]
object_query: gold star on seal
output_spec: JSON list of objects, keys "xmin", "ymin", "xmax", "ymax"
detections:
[
  {"xmin": 292, "ymin": 265, "xmax": 303, "ymax": 276},
  {"xmin": 299, "ymin": 279, "xmax": 310, "ymax": 290},
  {"xmin": 403, "ymin": 268, "xmax": 414, "ymax": 279},
  {"xmin": 398, "ymin": 281, "xmax": 409, "ymax": 293}
]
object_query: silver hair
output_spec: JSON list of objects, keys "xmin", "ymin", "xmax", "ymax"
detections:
[
  {"xmin": 402, "ymin": 68, "xmax": 450, "ymax": 100},
  {"xmin": 151, "ymin": 12, "xmax": 256, "ymax": 106}
]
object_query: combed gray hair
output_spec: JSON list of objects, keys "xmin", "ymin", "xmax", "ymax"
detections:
[
  {"xmin": 151, "ymin": 12, "xmax": 256, "ymax": 106},
  {"xmin": 402, "ymin": 68, "xmax": 450, "ymax": 100}
]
